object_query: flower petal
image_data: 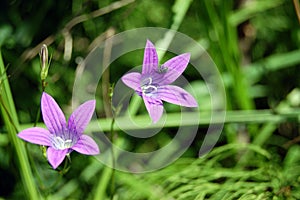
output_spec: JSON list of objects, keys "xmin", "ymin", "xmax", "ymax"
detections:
[
  {"xmin": 47, "ymin": 147, "xmax": 68, "ymax": 169},
  {"xmin": 72, "ymin": 135, "xmax": 99, "ymax": 155},
  {"xmin": 18, "ymin": 127, "xmax": 52, "ymax": 146},
  {"xmin": 41, "ymin": 92, "xmax": 66, "ymax": 135},
  {"xmin": 157, "ymin": 85, "xmax": 198, "ymax": 107},
  {"xmin": 121, "ymin": 72, "xmax": 142, "ymax": 91},
  {"xmin": 68, "ymin": 100, "xmax": 95, "ymax": 135},
  {"xmin": 160, "ymin": 53, "xmax": 190, "ymax": 85},
  {"xmin": 143, "ymin": 96, "xmax": 163, "ymax": 123},
  {"xmin": 142, "ymin": 40, "xmax": 158, "ymax": 74}
]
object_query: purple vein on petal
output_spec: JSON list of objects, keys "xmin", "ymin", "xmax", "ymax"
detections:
[
  {"xmin": 143, "ymin": 96, "xmax": 163, "ymax": 123},
  {"xmin": 72, "ymin": 135, "xmax": 99, "ymax": 155},
  {"xmin": 41, "ymin": 92, "xmax": 66, "ymax": 135},
  {"xmin": 17, "ymin": 127, "xmax": 52, "ymax": 146},
  {"xmin": 68, "ymin": 100, "xmax": 95, "ymax": 135},
  {"xmin": 47, "ymin": 147, "xmax": 68, "ymax": 169},
  {"xmin": 158, "ymin": 85, "xmax": 198, "ymax": 107},
  {"xmin": 160, "ymin": 53, "xmax": 191, "ymax": 85},
  {"xmin": 142, "ymin": 40, "xmax": 158, "ymax": 74},
  {"xmin": 121, "ymin": 72, "xmax": 142, "ymax": 91}
]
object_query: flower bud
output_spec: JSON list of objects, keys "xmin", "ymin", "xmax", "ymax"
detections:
[{"xmin": 40, "ymin": 44, "xmax": 49, "ymax": 81}]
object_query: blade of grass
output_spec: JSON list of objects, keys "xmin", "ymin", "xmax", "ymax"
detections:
[
  {"xmin": 92, "ymin": 164, "xmax": 112, "ymax": 200},
  {"xmin": 237, "ymin": 123, "xmax": 277, "ymax": 166},
  {"xmin": 203, "ymin": 0, "xmax": 254, "ymax": 110},
  {"xmin": 47, "ymin": 180, "xmax": 78, "ymax": 200},
  {"xmin": 156, "ymin": 0, "xmax": 193, "ymax": 59},
  {"xmin": 0, "ymin": 50, "xmax": 40, "ymax": 199},
  {"xmin": 20, "ymin": 109, "xmax": 299, "ymax": 132},
  {"xmin": 244, "ymin": 49, "xmax": 300, "ymax": 84},
  {"xmin": 229, "ymin": 0, "xmax": 284, "ymax": 26}
]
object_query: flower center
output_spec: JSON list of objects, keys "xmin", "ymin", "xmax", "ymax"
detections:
[
  {"xmin": 52, "ymin": 136, "xmax": 74, "ymax": 150},
  {"xmin": 141, "ymin": 77, "xmax": 157, "ymax": 96}
]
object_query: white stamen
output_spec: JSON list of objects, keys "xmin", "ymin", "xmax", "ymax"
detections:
[
  {"xmin": 52, "ymin": 136, "xmax": 74, "ymax": 150},
  {"xmin": 142, "ymin": 85, "xmax": 157, "ymax": 94},
  {"xmin": 141, "ymin": 77, "xmax": 158, "ymax": 96}
]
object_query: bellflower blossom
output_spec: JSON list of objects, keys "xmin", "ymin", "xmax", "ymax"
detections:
[
  {"xmin": 18, "ymin": 92, "xmax": 99, "ymax": 169},
  {"xmin": 122, "ymin": 40, "xmax": 197, "ymax": 123}
]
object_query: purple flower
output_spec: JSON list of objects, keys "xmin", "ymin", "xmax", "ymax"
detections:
[
  {"xmin": 18, "ymin": 92, "xmax": 99, "ymax": 169},
  {"xmin": 122, "ymin": 40, "xmax": 197, "ymax": 123}
]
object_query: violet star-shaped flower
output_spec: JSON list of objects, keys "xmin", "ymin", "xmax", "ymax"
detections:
[
  {"xmin": 18, "ymin": 92, "xmax": 99, "ymax": 169},
  {"xmin": 122, "ymin": 40, "xmax": 197, "ymax": 123}
]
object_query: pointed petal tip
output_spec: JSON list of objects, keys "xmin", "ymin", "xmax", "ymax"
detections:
[
  {"xmin": 151, "ymin": 110, "xmax": 165, "ymax": 123},
  {"xmin": 187, "ymin": 93, "xmax": 198, "ymax": 108},
  {"xmin": 143, "ymin": 40, "xmax": 159, "ymax": 74},
  {"xmin": 146, "ymin": 39, "xmax": 155, "ymax": 47},
  {"xmin": 41, "ymin": 92, "xmax": 49, "ymax": 100},
  {"xmin": 68, "ymin": 99, "xmax": 96, "ymax": 135},
  {"xmin": 158, "ymin": 85, "xmax": 198, "ymax": 108},
  {"xmin": 72, "ymin": 135, "xmax": 100, "ymax": 155},
  {"xmin": 121, "ymin": 72, "xmax": 142, "ymax": 90},
  {"xmin": 17, "ymin": 127, "xmax": 52, "ymax": 146},
  {"xmin": 41, "ymin": 91, "xmax": 67, "ymax": 135},
  {"xmin": 47, "ymin": 147, "xmax": 68, "ymax": 169},
  {"xmin": 143, "ymin": 96, "xmax": 164, "ymax": 124},
  {"xmin": 152, "ymin": 117, "xmax": 160, "ymax": 124},
  {"xmin": 182, "ymin": 99, "xmax": 198, "ymax": 108},
  {"xmin": 85, "ymin": 99, "xmax": 96, "ymax": 109},
  {"xmin": 80, "ymin": 99, "xmax": 96, "ymax": 111},
  {"xmin": 50, "ymin": 162, "xmax": 59, "ymax": 169},
  {"xmin": 188, "ymin": 100, "xmax": 198, "ymax": 107},
  {"xmin": 42, "ymin": 92, "xmax": 54, "ymax": 101},
  {"xmin": 180, "ymin": 53, "xmax": 191, "ymax": 61}
]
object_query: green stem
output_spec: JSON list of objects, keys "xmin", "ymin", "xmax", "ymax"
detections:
[
  {"xmin": 110, "ymin": 118, "xmax": 116, "ymax": 200},
  {"xmin": 94, "ymin": 109, "xmax": 297, "ymax": 131},
  {"xmin": 93, "ymin": 164, "xmax": 113, "ymax": 200},
  {"xmin": 92, "ymin": 118, "xmax": 117, "ymax": 200},
  {"xmin": 21, "ymin": 109, "xmax": 300, "ymax": 132},
  {"xmin": 0, "ymin": 50, "xmax": 40, "ymax": 199}
]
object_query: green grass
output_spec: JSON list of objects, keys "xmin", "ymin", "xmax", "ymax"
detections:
[{"xmin": 0, "ymin": 0, "xmax": 300, "ymax": 199}]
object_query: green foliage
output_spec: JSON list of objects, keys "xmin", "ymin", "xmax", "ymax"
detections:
[
  {"xmin": 116, "ymin": 144, "xmax": 300, "ymax": 200},
  {"xmin": 0, "ymin": 0, "xmax": 299, "ymax": 199}
]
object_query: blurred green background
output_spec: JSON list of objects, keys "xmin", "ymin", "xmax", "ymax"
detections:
[{"xmin": 0, "ymin": 0, "xmax": 300, "ymax": 199}]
